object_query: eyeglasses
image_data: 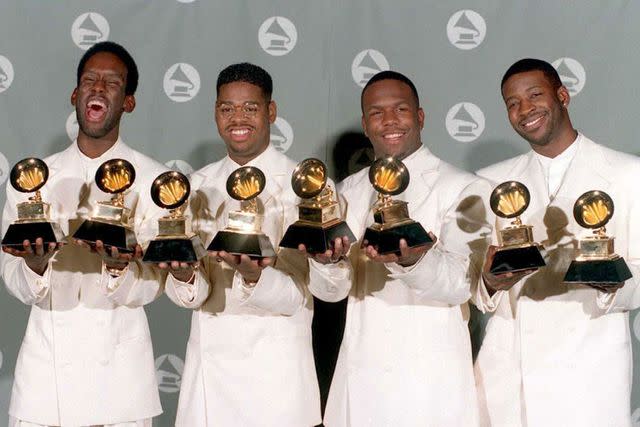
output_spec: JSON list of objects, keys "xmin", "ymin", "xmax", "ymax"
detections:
[{"xmin": 215, "ymin": 102, "xmax": 262, "ymax": 119}]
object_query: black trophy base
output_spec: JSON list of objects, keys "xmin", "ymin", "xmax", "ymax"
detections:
[
  {"xmin": 207, "ymin": 230, "xmax": 276, "ymax": 258},
  {"xmin": 564, "ymin": 257, "xmax": 633, "ymax": 285},
  {"xmin": 1, "ymin": 222, "xmax": 65, "ymax": 248},
  {"xmin": 279, "ymin": 221, "xmax": 357, "ymax": 254},
  {"xmin": 489, "ymin": 245, "xmax": 546, "ymax": 274},
  {"xmin": 72, "ymin": 220, "xmax": 136, "ymax": 253},
  {"xmin": 143, "ymin": 236, "xmax": 207, "ymax": 263},
  {"xmin": 362, "ymin": 221, "xmax": 432, "ymax": 255}
]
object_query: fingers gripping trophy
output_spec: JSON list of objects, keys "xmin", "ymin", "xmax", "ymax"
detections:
[{"xmin": 1, "ymin": 158, "xmax": 64, "ymax": 247}]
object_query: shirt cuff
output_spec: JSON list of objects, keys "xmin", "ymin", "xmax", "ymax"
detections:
[{"xmin": 20, "ymin": 258, "xmax": 51, "ymax": 298}]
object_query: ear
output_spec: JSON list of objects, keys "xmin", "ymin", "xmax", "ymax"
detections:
[
  {"xmin": 70, "ymin": 88, "xmax": 78, "ymax": 106},
  {"xmin": 123, "ymin": 95, "xmax": 136, "ymax": 113},
  {"xmin": 268, "ymin": 100, "xmax": 277, "ymax": 123},
  {"xmin": 417, "ymin": 107, "xmax": 425, "ymax": 130},
  {"xmin": 557, "ymin": 86, "xmax": 570, "ymax": 108}
]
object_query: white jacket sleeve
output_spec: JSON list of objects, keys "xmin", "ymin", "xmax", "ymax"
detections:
[
  {"xmin": 165, "ymin": 267, "xmax": 211, "ymax": 309},
  {"xmin": 99, "ymin": 260, "xmax": 165, "ymax": 307},
  {"xmin": 308, "ymin": 257, "xmax": 352, "ymax": 302}
]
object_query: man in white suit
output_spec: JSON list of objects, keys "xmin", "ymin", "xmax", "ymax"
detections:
[
  {"xmin": 475, "ymin": 58, "xmax": 640, "ymax": 426},
  {"xmin": 162, "ymin": 63, "xmax": 321, "ymax": 427},
  {"xmin": 306, "ymin": 71, "xmax": 492, "ymax": 426},
  {"xmin": 1, "ymin": 42, "xmax": 165, "ymax": 426}
]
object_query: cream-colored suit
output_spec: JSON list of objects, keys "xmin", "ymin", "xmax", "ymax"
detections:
[
  {"xmin": 165, "ymin": 145, "xmax": 321, "ymax": 427},
  {"xmin": 474, "ymin": 134, "xmax": 640, "ymax": 427},
  {"xmin": 310, "ymin": 145, "xmax": 492, "ymax": 427},
  {"xmin": 1, "ymin": 140, "xmax": 165, "ymax": 426}
]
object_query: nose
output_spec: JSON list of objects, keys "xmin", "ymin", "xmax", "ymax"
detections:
[
  {"xmin": 91, "ymin": 77, "xmax": 106, "ymax": 93},
  {"xmin": 518, "ymin": 98, "xmax": 535, "ymax": 117},
  {"xmin": 381, "ymin": 109, "xmax": 398, "ymax": 125}
]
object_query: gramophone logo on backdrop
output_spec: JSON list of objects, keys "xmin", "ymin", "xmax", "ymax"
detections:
[
  {"xmin": 71, "ymin": 12, "xmax": 110, "ymax": 50},
  {"xmin": 155, "ymin": 354, "xmax": 184, "ymax": 393},
  {"xmin": 165, "ymin": 159, "xmax": 195, "ymax": 176},
  {"xmin": 351, "ymin": 49, "xmax": 390, "ymax": 88},
  {"xmin": 0, "ymin": 151, "xmax": 7, "ymax": 185},
  {"xmin": 66, "ymin": 111, "xmax": 79, "ymax": 141},
  {"xmin": 446, "ymin": 10, "xmax": 486, "ymax": 50},
  {"xmin": 271, "ymin": 117, "xmax": 294, "ymax": 153},
  {"xmin": 552, "ymin": 57, "xmax": 586, "ymax": 96},
  {"xmin": 0, "ymin": 55, "xmax": 14, "ymax": 93},
  {"xmin": 163, "ymin": 63, "xmax": 201, "ymax": 103},
  {"xmin": 258, "ymin": 17, "xmax": 298, "ymax": 56},
  {"xmin": 445, "ymin": 102, "xmax": 485, "ymax": 143}
]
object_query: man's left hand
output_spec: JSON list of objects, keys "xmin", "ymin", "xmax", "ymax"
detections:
[
  {"xmin": 209, "ymin": 250, "xmax": 273, "ymax": 283},
  {"xmin": 363, "ymin": 232, "xmax": 437, "ymax": 267}
]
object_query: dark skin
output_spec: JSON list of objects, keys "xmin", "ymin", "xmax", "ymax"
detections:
[{"xmin": 3, "ymin": 51, "xmax": 139, "ymax": 275}]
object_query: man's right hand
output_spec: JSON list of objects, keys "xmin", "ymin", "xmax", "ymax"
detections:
[
  {"xmin": 157, "ymin": 260, "xmax": 199, "ymax": 283},
  {"xmin": 298, "ymin": 236, "xmax": 351, "ymax": 265},
  {"xmin": 482, "ymin": 245, "xmax": 536, "ymax": 294},
  {"xmin": 2, "ymin": 238, "xmax": 63, "ymax": 276}
]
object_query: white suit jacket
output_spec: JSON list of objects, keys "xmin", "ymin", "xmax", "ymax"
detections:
[
  {"xmin": 165, "ymin": 144, "xmax": 322, "ymax": 427},
  {"xmin": 1, "ymin": 140, "xmax": 166, "ymax": 426},
  {"xmin": 310, "ymin": 145, "xmax": 493, "ymax": 427},
  {"xmin": 474, "ymin": 134, "xmax": 640, "ymax": 427}
]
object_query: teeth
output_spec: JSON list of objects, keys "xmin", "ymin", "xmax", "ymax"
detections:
[
  {"xmin": 384, "ymin": 133, "xmax": 403, "ymax": 139},
  {"xmin": 523, "ymin": 116, "xmax": 543, "ymax": 128},
  {"xmin": 231, "ymin": 129, "xmax": 249, "ymax": 135},
  {"xmin": 87, "ymin": 100, "xmax": 106, "ymax": 109}
]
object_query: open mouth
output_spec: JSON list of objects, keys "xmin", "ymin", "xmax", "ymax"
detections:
[
  {"xmin": 86, "ymin": 99, "xmax": 107, "ymax": 122},
  {"xmin": 520, "ymin": 113, "xmax": 546, "ymax": 132},
  {"xmin": 382, "ymin": 131, "xmax": 406, "ymax": 142},
  {"xmin": 229, "ymin": 127, "xmax": 252, "ymax": 141}
]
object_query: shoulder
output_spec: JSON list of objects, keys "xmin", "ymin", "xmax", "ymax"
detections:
[
  {"xmin": 337, "ymin": 167, "xmax": 369, "ymax": 194},
  {"xmin": 475, "ymin": 154, "xmax": 528, "ymax": 183}
]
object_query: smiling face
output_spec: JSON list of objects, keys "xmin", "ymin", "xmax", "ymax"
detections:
[
  {"xmin": 71, "ymin": 51, "xmax": 134, "ymax": 141},
  {"xmin": 502, "ymin": 70, "xmax": 572, "ymax": 150},
  {"xmin": 361, "ymin": 79, "xmax": 424, "ymax": 159},
  {"xmin": 215, "ymin": 81, "xmax": 276, "ymax": 165}
]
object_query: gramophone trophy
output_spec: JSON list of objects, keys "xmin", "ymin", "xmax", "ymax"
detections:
[
  {"xmin": 279, "ymin": 158, "xmax": 356, "ymax": 253},
  {"xmin": 143, "ymin": 171, "xmax": 206, "ymax": 263},
  {"xmin": 564, "ymin": 190, "xmax": 632, "ymax": 285},
  {"xmin": 362, "ymin": 157, "xmax": 432, "ymax": 255},
  {"xmin": 489, "ymin": 181, "xmax": 545, "ymax": 274},
  {"xmin": 207, "ymin": 166, "xmax": 276, "ymax": 258},
  {"xmin": 1, "ymin": 158, "xmax": 64, "ymax": 248},
  {"xmin": 73, "ymin": 159, "xmax": 137, "ymax": 253}
]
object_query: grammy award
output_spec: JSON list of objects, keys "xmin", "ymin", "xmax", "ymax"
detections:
[
  {"xmin": 279, "ymin": 158, "xmax": 356, "ymax": 253},
  {"xmin": 1, "ymin": 158, "xmax": 64, "ymax": 247},
  {"xmin": 489, "ymin": 181, "xmax": 545, "ymax": 274},
  {"xmin": 563, "ymin": 190, "xmax": 632, "ymax": 285},
  {"xmin": 206, "ymin": 166, "xmax": 276, "ymax": 258},
  {"xmin": 362, "ymin": 157, "xmax": 432, "ymax": 255},
  {"xmin": 73, "ymin": 158, "xmax": 137, "ymax": 253},
  {"xmin": 142, "ymin": 171, "xmax": 206, "ymax": 263}
]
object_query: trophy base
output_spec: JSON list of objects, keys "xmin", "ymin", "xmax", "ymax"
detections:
[
  {"xmin": 142, "ymin": 236, "xmax": 207, "ymax": 263},
  {"xmin": 362, "ymin": 221, "xmax": 432, "ymax": 255},
  {"xmin": 489, "ymin": 245, "xmax": 546, "ymax": 274},
  {"xmin": 72, "ymin": 220, "xmax": 137, "ymax": 253},
  {"xmin": 563, "ymin": 257, "xmax": 632, "ymax": 285},
  {"xmin": 279, "ymin": 221, "xmax": 356, "ymax": 254},
  {"xmin": 1, "ymin": 221, "xmax": 65, "ymax": 248},
  {"xmin": 207, "ymin": 230, "xmax": 276, "ymax": 258}
]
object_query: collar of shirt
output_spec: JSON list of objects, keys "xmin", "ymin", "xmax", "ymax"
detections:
[
  {"xmin": 73, "ymin": 137, "xmax": 124, "ymax": 181},
  {"xmin": 534, "ymin": 133, "xmax": 581, "ymax": 197}
]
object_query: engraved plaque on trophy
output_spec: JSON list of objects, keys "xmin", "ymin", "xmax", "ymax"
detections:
[
  {"xmin": 206, "ymin": 166, "xmax": 276, "ymax": 258},
  {"xmin": 72, "ymin": 158, "xmax": 137, "ymax": 253},
  {"xmin": 279, "ymin": 158, "xmax": 356, "ymax": 254},
  {"xmin": 142, "ymin": 171, "xmax": 206, "ymax": 263},
  {"xmin": 489, "ymin": 181, "xmax": 546, "ymax": 274},
  {"xmin": 1, "ymin": 158, "xmax": 64, "ymax": 248},
  {"xmin": 563, "ymin": 190, "xmax": 632, "ymax": 285},
  {"xmin": 361, "ymin": 157, "xmax": 432, "ymax": 255}
]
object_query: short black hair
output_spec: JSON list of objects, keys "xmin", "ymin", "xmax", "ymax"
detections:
[
  {"xmin": 501, "ymin": 58, "xmax": 562, "ymax": 90},
  {"xmin": 76, "ymin": 41, "xmax": 139, "ymax": 96},
  {"xmin": 361, "ymin": 71, "xmax": 420, "ymax": 111},
  {"xmin": 216, "ymin": 63, "xmax": 273, "ymax": 100}
]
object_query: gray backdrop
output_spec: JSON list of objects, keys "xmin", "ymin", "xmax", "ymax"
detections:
[{"xmin": 1, "ymin": 1, "xmax": 640, "ymax": 425}]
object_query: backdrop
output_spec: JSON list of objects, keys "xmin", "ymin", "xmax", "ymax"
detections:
[{"xmin": 2, "ymin": 1, "xmax": 640, "ymax": 425}]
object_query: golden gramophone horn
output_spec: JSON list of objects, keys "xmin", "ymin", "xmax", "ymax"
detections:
[
  {"xmin": 151, "ymin": 171, "xmax": 190, "ymax": 210},
  {"xmin": 368, "ymin": 157, "xmax": 409, "ymax": 196},
  {"xmin": 291, "ymin": 158, "xmax": 327, "ymax": 199},
  {"xmin": 10, "ymin": 158, "xmax": 48, "ymax": 193},
  {"xmin": 226, "ymin": 166, "xmax": 266, "ymax": 201},
  {"xmin": 573, "ymin": 190, "xmax": 614, "ymax": 230},
  {"xmin": 490, "ymin": 181, "xmax": 530, "ymax": 219},
  {"xmin": 95, "ymin": 159, "xmax": 135, "ymax": 194}
]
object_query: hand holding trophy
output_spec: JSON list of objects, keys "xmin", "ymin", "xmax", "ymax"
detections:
[
  {"xmin": 1, "ymin": 158, "xmax": 64, "ymax": 248},
  {"xmin": 142, "ymin": 171, "xmax": 206, "ymax": 263},
  {"xmin": 488, "ymin": 181, "xmax": 545, "ymax": 274},
  {"xmin": 72, "ymin": 158, "xmax": 137, "ymax": 253},
  {"xmin": 279, "ymin": 158, "xmax": 355, "ymax": 254},
  {"xmin": 362, "ymin": 157, "xmax": 432, "ymax": 255},
  {"xmin": 207, "ymin": 166, "xmax": 276, "ymax": 258},
  {"xmin": 563, "ymin": 190, "xmax": 632, "ymax": 286}
]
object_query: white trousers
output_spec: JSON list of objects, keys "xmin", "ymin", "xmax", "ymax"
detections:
[{"xmin": 9, "ymin": 417, "xmax": 152, "ymax": 427}]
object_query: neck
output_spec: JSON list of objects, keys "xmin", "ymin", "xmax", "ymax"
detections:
[
  {"xmin": 531, "ymin": 127, "xmax": 578, "ymax": 159},
  {"xmin": 377, "ymin": 142, "xmax": 422, "ymax": 160},
  {"xmin": 77, "ymin": 131, "xmax": 119, "ymax": 159}
]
